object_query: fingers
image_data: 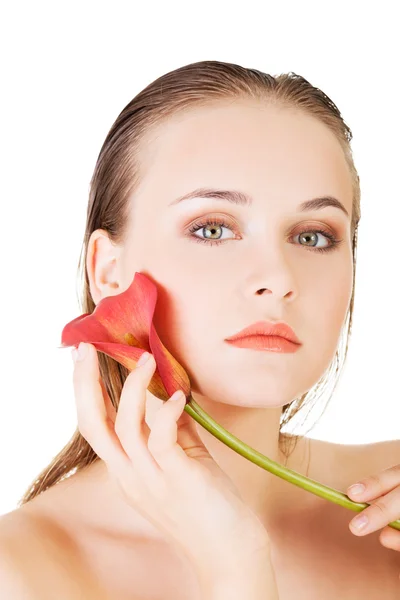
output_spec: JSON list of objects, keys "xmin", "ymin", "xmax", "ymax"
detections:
[
  {"xmin": 72, "ymin": 343, "xmax": 131, "ymax": 475},
  {"xmin": 348, "ymin": 466, "xmax": 400, "ymax": 536},
  {"xmin": 174, "ymin": 408, "xmax": 210, "ymax": 460},
  {"xmin": 114, "ymin": 352, "xmax": 162, "ymax": 480},
  {"xmin": 148, "ymin": 389, "xmax": 212, "ymax": 480},
  {"xmin": 115, "ymin": 352, "xmax": 204, "ymax": 489},
  {"xmin": 347, "ymin": 465, "xmax": 400, "ymax": 502},
  {"xmin": 349, "ymin": 486, "xmax": 400, "ymax": 536},
  {"xmin": 73, "ymin": 343, "xmax": 209, "ymax": 496},
  {"xmin": 148, "ymin": 388, "xmax": 192, "ymax": 473},
  {"xmin": 379, "ymin": 525, "xmax": 400, "ymax": 550}
]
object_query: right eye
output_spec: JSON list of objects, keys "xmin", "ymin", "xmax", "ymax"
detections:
[{"xmin": 188, "ymin": 217, "xmax": 237, "ymax": 246}]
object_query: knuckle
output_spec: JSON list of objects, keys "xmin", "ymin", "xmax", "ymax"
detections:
[
  {"xmin": 368, "ymin": 474, "xmax": 380, "ymax": 486},
  {"xmin": 390, "ymin": 464, "xmax": 400, "ymax": 476},
  {"xmin": 368, "ymin": 473, "xmax": 383, "ymax": 493},
  {"xmin": 185, "ymin": 445, "xmax": 210, "ymax": 460},
  {"xmin": 371, "ymin": 499, "xmax": 389, "ymax": 519}
]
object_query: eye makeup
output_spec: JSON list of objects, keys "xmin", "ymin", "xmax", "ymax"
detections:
[{"xmin": 186, "ymin": 215, "xmax": 343, "ymax": 254}]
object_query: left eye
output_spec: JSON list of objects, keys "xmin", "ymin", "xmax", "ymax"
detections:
[
  {"xmin": 188, "ymin": 218, "xmax": 341, "ymax": 254},
  {"xmin": 293, "ymin": 230, "xmax": 332, "ymax": 249}
]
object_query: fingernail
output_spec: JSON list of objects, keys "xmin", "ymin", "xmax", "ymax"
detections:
[
  {"xmin": 348, "ymin": 483, "xmax": 366, "ymax": 496},
  {"xmin": 351, "ymin": 513, "xmax": 369, "ymax": 530},
  {"xmin": 72, "ymin": 342, "xmax": 87, "ymax": 362},
  {"xmin": 171, "ymin": 390, "xmax": 185, "ymax": 402},
  {"xmin": 137, "ymin": 352, "xmax": 151, "ymax": 366}
]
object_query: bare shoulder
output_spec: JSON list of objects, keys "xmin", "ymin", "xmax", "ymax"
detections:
[
  {"xmin": 328, "ymin": 437, "xmax": 400, "ymax": 486},
  {"xmin": 0, "ymin": 509, "xmax": 111, "ymax": 600},
  {"xmin": 0, "ymin": 538, "xmax": 36, "ymax": 599},
  {"xmin": 0, "ymin": 511, "xmax": 46, "ymax": 599},
  {"xmin": 354, "ymin": 437, "xmax": 400, "ymax": 468},
  {"xmin": 303, "ymin": 438, "xmax": 400, "ymax": 575},
  {"xmin": 308, "ymin": 435, "xmax": 399, "ymax": 482}
]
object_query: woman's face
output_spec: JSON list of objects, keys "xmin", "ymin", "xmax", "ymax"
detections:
[{"xmin": 118, "ymin": 100, "xmax": 354, "ymax": 408}]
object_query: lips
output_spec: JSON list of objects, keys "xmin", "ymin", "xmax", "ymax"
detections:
[
  {"xmin": 226, "ymin": 335, "xmax": 300, "ymax": 353},
  {"xmin": 225, "ymin": 320, "xmax": 301, "ymax": 345}
]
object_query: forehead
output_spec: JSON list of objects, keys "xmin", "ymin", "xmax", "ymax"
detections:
[{"xmin": 136, "ymin": 100, "xmax": 353, "ymax": 212}]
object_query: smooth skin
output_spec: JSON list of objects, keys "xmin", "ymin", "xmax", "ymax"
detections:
[{"xmin": 72, "ymin": 341, "xmax": 278, "ymax": 595}]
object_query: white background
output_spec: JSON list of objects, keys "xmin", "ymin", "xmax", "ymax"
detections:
[{"xmin": 1, "ymin": 1, "xmax": 399, "ymax": 516}]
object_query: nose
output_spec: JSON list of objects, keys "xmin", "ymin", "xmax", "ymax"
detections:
[{"xmin": 246, "ymin": 249, "xmax": 298, "ymax": 302}]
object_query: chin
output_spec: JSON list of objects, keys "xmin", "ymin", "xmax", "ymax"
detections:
[{"xmin": 191, "ymin": 378, "xmax": 298, "ymax": 409}]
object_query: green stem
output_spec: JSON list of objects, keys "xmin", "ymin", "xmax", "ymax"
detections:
[{"xmin": 184, "ymin": 395, "xmax": 400, "ymax": 531}]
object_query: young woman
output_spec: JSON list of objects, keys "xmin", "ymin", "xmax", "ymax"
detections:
[{"xmin": 1, "ymin": 60, "xmax": 399, "ymax": 598}]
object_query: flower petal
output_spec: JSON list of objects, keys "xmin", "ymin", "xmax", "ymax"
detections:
[
  {"xmin": 61, "ymin": 272, "xmax": 156, "ymax": 348},
  {"xmin": 149, "ymin": 323, "xmax": 191, "ymax": 398},
  {"xmin": 60, "ymin": 272, "xmax": 191, "ymax": 402}
]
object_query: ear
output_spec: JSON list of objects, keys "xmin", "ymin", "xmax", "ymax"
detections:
[{"xmin": 86, "ymin": 229, "xmax": 122, "ymax": 305}]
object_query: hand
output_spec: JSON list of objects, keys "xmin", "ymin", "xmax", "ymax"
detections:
[
  {"xmin": 72, "ymin": 343, "xmax": 270, "ymax": 579},
  {"xmin": 347, "ymin": 465, "xmax": 400, "ymax": 550}
]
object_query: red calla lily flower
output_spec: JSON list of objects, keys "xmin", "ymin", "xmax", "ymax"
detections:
[{"xmin": 60, "ymin": 272, "xmax": 191, "ymax": 402}]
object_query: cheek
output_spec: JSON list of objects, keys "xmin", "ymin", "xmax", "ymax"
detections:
[
  {"xmin": 307, "ymin": 259, "xmax": 353, "ymax": 360},
  {"xmin": 322, "ymin": 258, "xmax": 354, "ymax": 327},
  {"xmin": 150, "ymin": 277, "xmax": 208, "ymax": 359}
]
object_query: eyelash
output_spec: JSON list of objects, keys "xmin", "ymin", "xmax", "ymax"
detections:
[{"xmin": 187, "ymin": 217, "xmax": 342, "ymax": 254}]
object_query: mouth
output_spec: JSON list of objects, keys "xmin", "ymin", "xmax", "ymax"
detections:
[
  {"xmin": 225, "ymin": 335, "xmax": 301, "ymax": 353},
  {"xmin": 225, "ymin": 320, "xmax": 301, "ymax": 346}
]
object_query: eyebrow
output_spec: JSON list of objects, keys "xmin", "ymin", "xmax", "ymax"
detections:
[{"xmin": 169, "ymin": 187, "xmax": 350, "ymax": 217}]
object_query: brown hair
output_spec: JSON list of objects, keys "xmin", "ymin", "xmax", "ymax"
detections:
[{"xmin": 19, "ymin": 60, "xmax": 361, "ymax": 506}]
